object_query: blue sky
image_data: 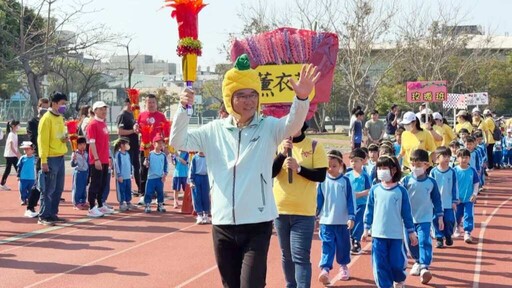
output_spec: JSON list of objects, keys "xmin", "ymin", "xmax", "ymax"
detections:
[{"xmin": 66, "ymin": 0, "xmax": 512, "ymax": 69}]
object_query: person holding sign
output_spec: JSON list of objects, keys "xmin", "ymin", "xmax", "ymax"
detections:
[{"xmin": 170, "ymin": 54, "xmax": 320, "ymax": 288}]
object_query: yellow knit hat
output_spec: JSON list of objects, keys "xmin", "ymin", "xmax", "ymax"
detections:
[{"xmin": 222, "ymin": 54, "xmax": 261, "ymax": 118}]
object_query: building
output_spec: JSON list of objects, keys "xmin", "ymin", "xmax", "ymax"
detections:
[{"xmin": 101, "ymin": 55, "xmax": 177, "ymax": 77}]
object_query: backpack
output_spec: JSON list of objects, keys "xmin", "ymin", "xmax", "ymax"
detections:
[{"xmin": 492, "ymin": 120, "xmax": 502, "ymax": 141}]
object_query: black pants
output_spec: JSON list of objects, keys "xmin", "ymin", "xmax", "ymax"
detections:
[
  {"xmin": 88, "ymin": 163, "xmax": 109, "ymax": 208},
  {"xmin": 487, "ymin": 143, "xmax": 495, "ymax": 169},
  {"xmin": 140, "ymin": 151, "xmax": 148, "ymax": 196},
  {"xmin": 27, "ymin": 157, "xmax": 41, "ymax": 211},
  {"xmin": 212, "ymin": 221, "xmax": 273, "ymax": 288},
  {"xmin": 1, "ymin": 156, "xmax": 18, "ymax": 185},
  {"xmin": 129, "ymin": 146, "xmax": 141, "ymax": 192}
]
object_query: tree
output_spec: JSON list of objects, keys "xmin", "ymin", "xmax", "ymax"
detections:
[
  {"xmin": 47, "ymin": 55, "xmax": 108, "ymax": 112},
  {"xmin": 2, "ymin": 0, "xmax": 118, "ymax": 116}
]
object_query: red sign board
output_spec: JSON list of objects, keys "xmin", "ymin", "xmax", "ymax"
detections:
[{"xmin": 406, "ymin": 81, "xmax": 448, "ymax": 103}]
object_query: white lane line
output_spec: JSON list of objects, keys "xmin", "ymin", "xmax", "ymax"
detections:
[
  {"xmin": 174, "ymin": 240, "xmax": 373, "ymax": 288},
  {"xmin": 175, "ymin": 265, "xmax": 218, "ymax": 288},
  {"xmin": 0, "ymin": 213, "xmax": 143, "ymax": 253},
  {"xmin": 472, "ymin": 195, "xmax": 512, "ymax": 288},
  {"xmin": 25, "ymin": 223, "xmax": 198, "ymax": 288}
]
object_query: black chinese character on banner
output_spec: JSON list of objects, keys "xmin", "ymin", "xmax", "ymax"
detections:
[
  {"xmin": 258, "ymin": 72, "xmax": 274, "ymax": 97},
  {"xmin": 273, "ymin": 72, "xmax": 293, "ymax": 92}
]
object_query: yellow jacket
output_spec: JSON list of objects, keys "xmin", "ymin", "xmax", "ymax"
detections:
[{"xmin": 37, "ymin": 111, "xmax": 68, "ymax": 164}]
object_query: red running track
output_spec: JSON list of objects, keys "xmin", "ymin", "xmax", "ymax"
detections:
[{"xmin": 0, "ymin": 169, "xmax": 511, "ymax": 287}]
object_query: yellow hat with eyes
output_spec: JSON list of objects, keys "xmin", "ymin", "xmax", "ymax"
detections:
[{"xmin": 222, "ymin": 54, "xmax": 261, "ymax": 118}]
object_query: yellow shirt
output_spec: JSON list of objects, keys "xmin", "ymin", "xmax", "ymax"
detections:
[
  {"xmin": 400, "ymin": 130, "xmax": 436, "ymax": 168},
  {"xmin": 455, "ymin": 122, "xmax": 473, "ymax": 134},
  {"xmin": 506, "ymin": 118, "xmax": 512, "ymax": 129},
  {"xmin": 38, "ymin": 111, "xmax": 68, "ymax": 164},
  {"xmin": 273, "ymin": 138, "xmax": 328, "ymax": 216},
  {"xmin": 483, "ymin": 117, "xmax": 496, "ymax": 144},
  {"xmin": 433, "ymin": 124, "xmax": 456, "ymax": 147}
]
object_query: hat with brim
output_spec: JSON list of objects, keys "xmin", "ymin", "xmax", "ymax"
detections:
[
  {"xmin": 399, "ymin": 111, "xmax": 417, "ymax": 125},
  {"xmin": 153, "ymin": 134, "xmax": 164, "ymax": 143},
  {"xmin": 20, "ymin": 141, "xmax": 33, "ymax": 149},
  {"xmin": 432, "ymin": 112, "xmax": 443, "ymax": 120},
  {"xmin": 92, "ymin": 101, "xmax": 108, "ymax": 111},
  {"xmin": 456, "ymin": 110, "xmax": 468, "ymax": 117}
]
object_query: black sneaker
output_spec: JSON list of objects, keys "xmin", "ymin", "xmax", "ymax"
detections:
[
  {"xmin": 38, "ymin": 218, "xmax": 55, "ymax": 226},
  {"xmin": 50, "ymin": 216, "xmax": 67, "ymax": 223},
  {"xmin": 445, "ymin": 236, "xmax": 453, "ymax": 246},
  {"xmin": 435, "ymin": 238, "xmax": 444, "ymax": 248},
  {"xmin": 60, "ymin": 198, "xmax": 65, "ymax": 202},
  {"xmin": 351, "ymin": 240, "xmax": 361, "ymax": 255}
]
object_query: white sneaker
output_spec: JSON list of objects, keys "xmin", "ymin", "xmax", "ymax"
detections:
[
  {"xmin": 99, "ymin": 205, "xmax": 115, "ymax": 214},
  {"xmin": 393, "ymin": 281, "xmax": 406, "ymax": 288},
  {"xmin": 0, "ymin": 184, "xmax": 11, "ymax": 191},
  {"xmin": 453, "ymin": 226, "xmax": 461, "ymax": 238},
  {"xmin": 196, "ymin": 215, "xmax": 203, "ymax": 224},
  {"xmin": 464, "ymin": 232, "xmax": 472, "ymax": 243},
  {"xmin": 119, "ymin": 203, "xmax": 128, "ymax": 212},
  {"xmin": 409, "ymin": 262, "xmax": 421, "ymax": 276},
  {"xmin": 24, "ymin": 210, "xmax": 39, "ymax": 218},
  {"xmin": 420, "ymin": 269, "xmax": 432, "ymax": 284},
  {"xmin": 138, "ymin": 197, "xmax": 145, "ymax": 205},
  {"xmin": 88, "ymin": 206, "xmax": 104, "ymax": 218}
]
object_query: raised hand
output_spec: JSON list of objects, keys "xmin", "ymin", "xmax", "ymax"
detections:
[
  {"xmin": 289, "ymin": 64, "xmax": 321, "ymax": 100},
  {"xmin": 180, "ymin": 88, "xmax": 195, "ymax": 108}
]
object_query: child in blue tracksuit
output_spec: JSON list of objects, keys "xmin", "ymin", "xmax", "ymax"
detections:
[
  {"xmin": 430, "ymin": 147, "xmax": 458, "ymax": 248},
  {"xmin": 114, "ymin": 137, "xmax": 135, "ymax": 212},
  {"xmin": 454, "ymin": 148, "xmax": 480, "ymax": 244},
  {"xmin": 449, "ymin": 140, "xmax": 461, "ymax": 168},
  {"xmin": 316, "ymin": 150, "xmax": 355, "ymax": 285},
  {"xmin": 364, "ymin": 155, "xmax": 417, "ymax": 288},
  {"xmin": 367, "ymin": 144, "xmax": 379, "ymax": 183},
  {"xmin": 493, "ymin": 135, "xmax": 504, "ymax": 168},
  {"xmin": 505, "ymin": 129, "xmax": 512, "ymax": 167},
  {"xmin": 189, "ymin": 152, "xmax": 210, "ymax": 224},
  {"xmin": 71, "ymin": 137, "xmax": 89, "ymax": 210},
  {"xmin": 172, "ymin": 150, "xmax": 189, "ymax": 208},
  {"xmin": 345, "ymin": 148, "xmax": 371, "ymax": 255},
  {"xmin": 400, "ymin": 149, "xmax": 443, "ymax": 285},
  {"xmin": 465, "ymin": 136, "xmax": 481, "ymax": 179},
  {"xmin": 474, "ymin": 131, "xmax": 487, "ymax": 187},
  {"xmin": 144, "ymin": 135, "xmax": 168, "ymax": 213},
  {"xmin": 17, "ymin": 141, "xmax": 36, "ymax": 205}
]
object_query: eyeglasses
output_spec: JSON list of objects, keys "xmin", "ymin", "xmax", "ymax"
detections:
[{"xmin": 233, "ymin": 93, "xmax": 259, "ymax": 101}]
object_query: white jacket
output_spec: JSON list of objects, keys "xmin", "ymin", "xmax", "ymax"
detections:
[{"xmin": 170, "ymin": 97, "xmax": 309, "ymax": 225}]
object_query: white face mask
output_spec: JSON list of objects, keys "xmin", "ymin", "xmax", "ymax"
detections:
[
  {"xmin": 412, "ymin": 167, "xmax": 425, "ymax": 177},
  {"xmin": 377, "ymin": 169, "xmax": 392, "ymax": 182}
]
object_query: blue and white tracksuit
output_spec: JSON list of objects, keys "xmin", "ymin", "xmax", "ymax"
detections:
[
  {"xmin": 344, "ymin": 170, "xmax": 371, "ymax": 242},
  {"xmin": 144, "ymin": 151, "xmax": 168, "ymax": 205},
  {"xmin": 70, "ymin": 151, "xmax": 88, "ymax": 205},
  {"xmin": 429, "ymin": 167, "xmax": 458, "ymax": 239},
  {"xmin": 454, "ymin": 166, "xmax": 480, "ymax": 233},
  {"xmin": 17, "ymin": 155, "xmax": 36, "ymax": 202},
  {"xmin": 189, "ymin": 154, "xmax": 210, "ymax": 214},
  {"xmin": 317, "ymin": 174, "xmax": 355, "ymax": 270},
  {"xmin": 401, "ymin": 175, "xmax": 443, "ymax": 270},
  {"xmin": 114, "ymin": 150, "xmax": 133, "ymax": 204},
  {"xmin": 364, "ymin": 183, "xmax": 415, "ymax": 288}
]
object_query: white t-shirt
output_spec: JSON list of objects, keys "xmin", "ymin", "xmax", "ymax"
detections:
[{"xmin": 4, "ymin": 132, "xmax": 18, "ymax": 157}]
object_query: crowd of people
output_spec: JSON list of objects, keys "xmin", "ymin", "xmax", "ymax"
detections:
[{"xmin": 1, "ymin": 53, "xmax": 512, "ymax": 288}]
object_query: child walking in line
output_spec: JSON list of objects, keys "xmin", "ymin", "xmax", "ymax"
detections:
[
  {"xmin": 114, "ymin": 137, "xmax": 136, "ymax": 212},
  {"xmin": 172, "ymin": 150, "xmax": 189, "ymax": 208},
  {"xmin": 71, "ymin": 137, "xmax": 89, "ymax": 210},
  {"xmin": 17, "ymin": 141, "xmax": 36, "ymax": 207},
  {"xmin": 345, "ymin": 148, "xmax": 371, "ymax": 255},
  {"xmin": 317, "ymin": 150, "xmax": 355, "ymax": 285},
  {"xmin": 189, "ymin": 151, "xmax": 210, "ymax": 224},
  {"xmin": 430, "ymin": 147, "xmax": 459, "ymax": 249},
  {"xmin": 1, "ymin": 120, "xmax": 21, "ymax": 190},
  {"xmin": 400, "ymin": 149, "xmax": 443, "ymax": 284},
  {"xmin": 366, "ymin": 144, "xmax": 379, "ymax": 182},
  {"xmin": 473, "ymin": 131, "xmax": 487, "ymax": 188},
  {"xmin": 144, "ymin": 134, "xmax": 168, "ymax": 213},
  {"xmin": 505, "ymin": 129, "xmax": 512, "ymax": 167},
  {"xmin": 454, "ymin": 148, "xmax": 480, "ymax": 243},
  {"xmin": 449, "ymin": 140, "xmax": 461, "ymax": 167},
  {"xmin": 363, "ymin": 155, "xmax": 417, "ymax": 288}
]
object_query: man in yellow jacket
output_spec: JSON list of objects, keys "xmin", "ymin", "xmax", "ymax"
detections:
[
  {"xmin": 482, "ymin": 109, "xmax": 496, "ymax": 170},
  {"xmin": 37, "ymin": 92, "xmax": 68, "ymax": 226}
]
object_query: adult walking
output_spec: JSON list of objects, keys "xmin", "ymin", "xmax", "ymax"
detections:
[
  {"xmin": 385, "ymin": 104, "xmax": 399, "ymax": 140},
  {"xmin": 170, "ymin": 54, "xmax": 319, "ymax": 288},
  {"xmin": 432, "ymin": 112, "xmax": 456, "ymax": 147},
  {"xmin": 365, "ymin": 110, "xmax": 385, "ymax": 146},
  {"xmin": 86, "ymin": 101, "xmax": 115, "ymax": 217},
  {"xmin": 399, "ymin": 111, "xmax": 436, "ymax": 170},
  {"xmin": 117, "ymin": 98, "xmax": 141, "ymax": 194},
  {"xmin": 482, "ymin": 109, "xmax": 497, "ymax": 170},
  {"xmin": 37, "ymin": 92, "xmax": 68, "ymax": 225},
  {"xmin": 137, "ymin": 94, "xmax": 167, "ymax": 201},
  {"xmin": 272, "ymin": 122, "xmax": 328, "ymax": 288}
]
